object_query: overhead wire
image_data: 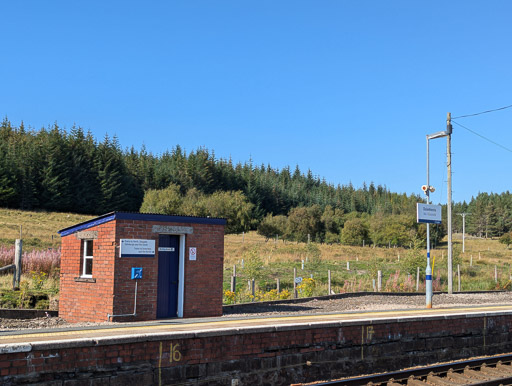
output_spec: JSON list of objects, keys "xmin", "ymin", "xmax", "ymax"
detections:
[
  {"xmin": 452, "ymin": 104, "xmax": 512, "ymax": 119},
  {"xmin": 451, "ymin": 121, "xmax": 512, "ymax": 154}
]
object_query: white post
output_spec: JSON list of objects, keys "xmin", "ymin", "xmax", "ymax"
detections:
[
  {"xmin": 328, "ymin": 270, "xmax": 331, "ymax": 295},
  {"xmin": 14, "ymin": 239, "xmax": 22, "ymax": 289},
  {"xmin": 301, "ymin": 260, "xmax": 304, "ymax": 270},
  {"xmin": 377, "ymin": 270, "xmax": 382, "ymax": 292},
  {"xmin": 495, "ymin": 265, "xmax": 498, "ymax": 283},
  {"xmin": 470, "ymin": 255, "xmax": 473, "ymax": 267},
  {"xmin": 346, "ymin": 261, "xmax": 350, "ymax": 271},
  {"xmin": 425, "ymin": 136, "xmax": 432, "ymax": 308}
]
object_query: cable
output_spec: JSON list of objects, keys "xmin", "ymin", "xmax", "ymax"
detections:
[
  {"xmin": 452, "ymin": 104, "xmax": 512, "ymax": 119},
  {"xmin": 452, "ymin": 121, "xmax": 512, "ymax": 153}
]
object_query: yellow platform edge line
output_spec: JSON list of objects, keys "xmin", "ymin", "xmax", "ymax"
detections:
[{"xmin": 2, "ymin": 305, "xmax": 511, "ymax": 342}]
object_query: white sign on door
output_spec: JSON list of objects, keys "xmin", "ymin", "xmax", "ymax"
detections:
[{"xmin": 189, "ymin": 247, "xmax": 197, "ymax": 261}]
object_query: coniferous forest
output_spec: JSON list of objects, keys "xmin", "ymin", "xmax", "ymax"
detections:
[{"xmin": 1, "ymin": 119, "xmax": 511, "ymax": 244}]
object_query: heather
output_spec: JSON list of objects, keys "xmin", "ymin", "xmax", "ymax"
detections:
[{"xmin": 0, "ymin": 246, "xmax": 60, "ymax": 276}]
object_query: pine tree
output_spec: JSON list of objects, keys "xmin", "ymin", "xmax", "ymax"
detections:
[{"xmin": 40, "ymin": 124, "xmax": 72, "ymax": 211}]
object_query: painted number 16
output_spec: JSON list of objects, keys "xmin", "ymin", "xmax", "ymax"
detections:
[{"xmin": 170, "ymin": 343, "xmax": 182, "ymax": 363}]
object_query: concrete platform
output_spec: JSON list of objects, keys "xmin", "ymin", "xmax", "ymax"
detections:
[
  {"xmin": 1, "ymin": 305, "xmax": 512, "ymax": 385},
  {"xmin": 1, "ymin": 304, "xmax": 512, "ymax": 345}
]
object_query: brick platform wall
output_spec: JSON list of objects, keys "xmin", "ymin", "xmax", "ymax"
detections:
[{"xmin": 2, "ymin": 312, "xmax": 512, "ymax": 385}]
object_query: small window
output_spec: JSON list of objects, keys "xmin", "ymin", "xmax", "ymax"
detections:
[{"xmin": 82, "ymin": 240, "xmax": 94, "ymax": 277}]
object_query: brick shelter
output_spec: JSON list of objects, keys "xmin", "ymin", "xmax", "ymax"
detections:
[{"xmin": 57, "ymin": 212, "xmax": 226, "ymax": 323}]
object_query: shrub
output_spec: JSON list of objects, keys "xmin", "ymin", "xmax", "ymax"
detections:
[
  {"xmin": 223, "ymin": 290, "xmax": 236, "ymax": 305},
  {"xmin": 297, "ymin": 278, "xmax": 315, "ymax": 297},
  {"xmin": 257, "ymin": 214, "xmax": 287, "ymax": 241},
  {"xmin": 279, "ymin": 289, "xmax": 291, "ymax": 300}
]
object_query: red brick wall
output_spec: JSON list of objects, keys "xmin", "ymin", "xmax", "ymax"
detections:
[
  {"xmin": 2, "ymin": 313, "xmax": 512, "ymax": 384},
  {"xmin": 60, "ymin": 218, "xmax": 225, "ymax": 323},
  {"xmin": 182, "ymin": 223, "xmax": 224, "ymax": 318},
  {"xmin": 59, "ymin": 221, "xmax": 116, "ymax": 323},
  {"xmin": 113, "ymin": 220, "xmax": 225, "ymax": 320}
]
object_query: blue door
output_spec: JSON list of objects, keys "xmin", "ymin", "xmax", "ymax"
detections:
[{"xmin": 157, "ymin": 235, "xmax": 180, "ymax": 318}]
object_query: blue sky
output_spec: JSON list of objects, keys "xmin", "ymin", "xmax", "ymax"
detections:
[{"xmin": 1, "ymin": 1, "xmax": 511, "ymax": 204}]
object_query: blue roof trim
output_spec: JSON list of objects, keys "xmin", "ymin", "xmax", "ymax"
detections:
[
  {"xmin": 115, "ymin": 212, "xmax": 227, "ymax": 225},
  {"xmin": 58, "ymin": 214, "xmax": 116, "ymax": 236},
  {"xmin": 58, "ymin": 212, "xmax": 226, "ymax": 237}
]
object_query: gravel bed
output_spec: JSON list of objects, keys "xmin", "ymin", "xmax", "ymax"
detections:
[
  {"xmin": 1, "ymin": 292, "xmax": 511, "ymax": 330},
  {"xmin": 221, "ymin": 292, "xmax": 512, "ymax": 317}
]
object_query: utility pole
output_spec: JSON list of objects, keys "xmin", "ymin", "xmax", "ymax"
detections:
[
  {"xmin": 446, "ymin": 113, "xmax": 453, "ymax": 294},
  {"xmin": 458, "ymin": 213, "xmax": 470, "ymax": 253}
]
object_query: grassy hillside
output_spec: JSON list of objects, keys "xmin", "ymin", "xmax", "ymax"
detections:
[
  {"xmin": 0, "ymin": 208, "xmax": 94, "ymax": 250},
  {"xmin": 0, "ymin": 208, "xmax": 510, "ymax": 307},
  {"xmin": 224, "ymin": 231, "xmax": 512, "ymax": 301}
]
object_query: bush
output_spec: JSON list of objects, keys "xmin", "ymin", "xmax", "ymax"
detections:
[
  {"xmin": 324, "ymin": 231, "xmax": 340, "ymax": 245},
  {"xmin": 341, "ymin": 218, "xmax": 368, "ymax": 246},
  {"xmin": 400, "ymin": 239, "xmax": 425, "ymax": 275},
  {"xmin": 257, "ymin": 214, "xmax": 287, "ymax": 240},
  {"xmin": 499, "ymin": 232, "xmax": 512, "ymax": 247},
  {"xmin": 140, "ymin": 183, "xmax": 182, "ymax": 215},
  {"xmin": 297, "ymin": 278, "xmax": 315, "ymax": 297}
]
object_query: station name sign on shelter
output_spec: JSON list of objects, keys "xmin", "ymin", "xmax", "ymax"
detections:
[
  {"xmin": 120, "ymin": 239, "xmax": 156, "ymax": 257},
  {"xmin": 416, "ymin": 203, "xmax": 442, "ymax": 224}
]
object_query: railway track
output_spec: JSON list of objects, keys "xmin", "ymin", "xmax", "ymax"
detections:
[{"xmin": 315, "ymin": 354, "xmax": 512, "ymax": 385}]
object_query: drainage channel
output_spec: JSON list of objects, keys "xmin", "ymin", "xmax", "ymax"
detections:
[{"xmin": 308, "ymin": 353, "xmax": 512, "ymax": 386}]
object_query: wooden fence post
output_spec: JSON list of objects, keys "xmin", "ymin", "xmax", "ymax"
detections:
[
  {"xmin": 416, "ymin": 267, "xmax": 420, "ymax": 292},
  {"xmin": 293, "ymin": 268, "xmax": 297, "ymax": 299},
  {"xmin": 458, "ymin": 264, "xmax": 461, "ymax": 292}
]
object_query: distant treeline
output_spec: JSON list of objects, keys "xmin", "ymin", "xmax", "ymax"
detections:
[{"xmin": 1, "ymin": 118, "xmax": 511, "ymax": 240}]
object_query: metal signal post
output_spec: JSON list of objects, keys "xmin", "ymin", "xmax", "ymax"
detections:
[{"xmin": 424, "ymin": 113, "xmax": 453, "ymax": 305}]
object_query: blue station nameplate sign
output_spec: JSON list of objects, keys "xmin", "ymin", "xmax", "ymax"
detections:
[{"xmin": 416, "ymin": 203, "xmax": 442, "ymax": 224}]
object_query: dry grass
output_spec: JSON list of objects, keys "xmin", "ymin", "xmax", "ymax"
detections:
[
  {"xmin": 224, "ymin": 232, "xmax": 404, "ymax": 266},
  {"xmin": 0, "ymin": 208, "xmax": 510, "ymax": 295},
  {"xmin": 224, "ymin": 231, "xmax": 512, "ymax": 295},
  {"xmin": 225, "ymin": 232, "xmax": 512, "ymax": 265},
  {"xmin": 0, "ymin": 208, "xmax": 94, "ymax": 249}
]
